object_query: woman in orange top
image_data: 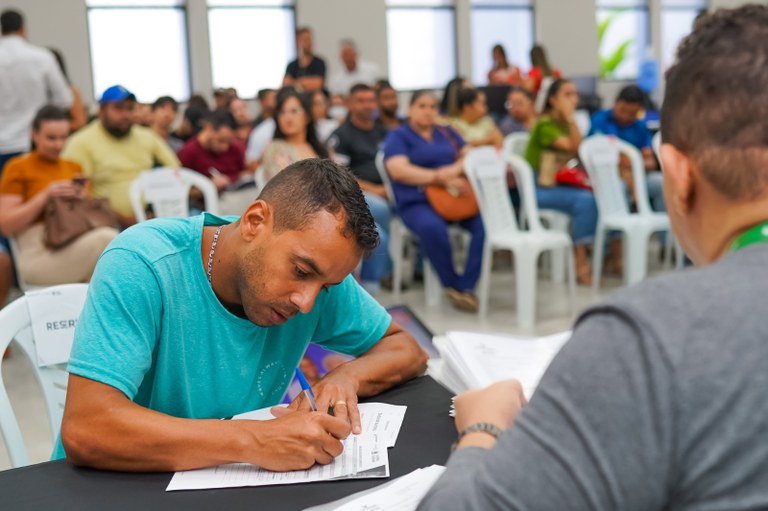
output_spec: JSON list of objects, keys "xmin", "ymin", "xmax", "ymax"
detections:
[{"xmin": 0, "ymin": 106, "xmax": 117, "ymax": 285}]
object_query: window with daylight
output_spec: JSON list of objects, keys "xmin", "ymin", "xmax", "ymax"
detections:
[
  {"xmin": 386, "ymin": 0, "xmax": 457, "ymax": 90},
  {"xmin": 208, "ymin": 0, "xmax": 296, "ymax": 97},
  {"xmin": 596, "ymin": 0, "xmax": 649, "ymax": 80},
  {"xmin": 469, "ymin": 0, "xmax": 534, "ymax": 86},
  {"xmin": 86, "ymin": 0, "xmax": 191, "ymax": 102},
  {"xmin": 661, "ymin": 0, "xmax": 706, "ymax": 70}
]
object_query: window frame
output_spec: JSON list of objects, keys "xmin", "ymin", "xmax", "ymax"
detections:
[{"xmin": 85, "ymin": 1, "xmax": 193, "ymax": 102}]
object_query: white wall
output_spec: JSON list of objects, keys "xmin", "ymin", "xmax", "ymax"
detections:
[{"xmin": 4, "ymin": 0, "xmax": 750, "ymax": 111}]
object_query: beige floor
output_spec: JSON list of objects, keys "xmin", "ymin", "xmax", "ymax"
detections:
[{"xmin": 0, "ymin": 247, "xmax": 674, "ymax": 471}]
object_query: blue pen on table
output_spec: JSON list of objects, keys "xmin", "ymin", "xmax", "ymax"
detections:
[{"xmin": 295, "ymin": 367, "xmax": 318, "ymax": 412}]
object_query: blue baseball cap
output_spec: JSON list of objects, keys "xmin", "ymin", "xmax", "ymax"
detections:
[{"xmin": 99, "ymin": 85, "xmax": 137, "ymax": 104}]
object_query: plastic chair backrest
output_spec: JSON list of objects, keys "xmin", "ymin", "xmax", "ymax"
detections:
[
  {"xmin": 579, "ymin": 135, "xmax": 630, "ymax": 218},
  {"xmin": 615, "ymin": 138, "xmax": 654, "ymax": 215},
  {"xmin": 506, "ymin": 153, "xmax": 546, "ymax": 233},
  {"xmin": 503, "ymin": 132, "xmax": 530, "ymax": 158},
  {"xmin": 375, "ymin": 151, "xmax": 398, "ymax": 208},
  {"xmin": 129, "ymin": 167, "xmax": 220, "ymax": 222},
  {"xmin": 652, "ymin": 131, "xmax": 662, "ymax": 164},
  {"xmin": 464, "ymin": 147, "xmax": 521, "ymax": 237},
  {"xmin": 0, "ymin": 283, "xmax": 87, "ymax": 467},
  {"xmin": 535, "ymin": 76, "xmax": 555, "ymax": 113}
]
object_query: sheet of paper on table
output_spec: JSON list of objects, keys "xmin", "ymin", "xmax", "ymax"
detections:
[
  {"xmin": 304, "ymin": 465, "xmax": 447, "ymax": 511},
  {"xmin": 437, "ymin": 330, "xmax": 571, "ymax": 398},
  {"xmin": 166, "ymin": 403, "xmax": 407, "ymax": 491}
]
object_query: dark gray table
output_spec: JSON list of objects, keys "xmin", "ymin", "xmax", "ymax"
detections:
[{"xmin": 1, "ymin": 376, "xmax": 455, "ymax": 511}]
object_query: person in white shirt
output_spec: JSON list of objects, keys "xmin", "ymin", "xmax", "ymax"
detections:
[
  {"xmin": 0, "ymin": 9, "xmax": 72, "ymax": 172},
  {"xmin": 328, "ymin": 40, "xmax": 380, "ymax": 99}
]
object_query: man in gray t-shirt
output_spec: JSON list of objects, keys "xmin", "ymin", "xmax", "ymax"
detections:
[{"xmin": 420, "ymin": 6, "xmax": 768, "ymax": 510}]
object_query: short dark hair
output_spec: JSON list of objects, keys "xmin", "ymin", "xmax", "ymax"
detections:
[
  {"xmin": 457, "ymin": 88, "xmax": 481, "ymax": 110},
  {"xmin": 1, "ymin": 9, "xmax": 23, "ymax": 35},
  {"xmin": 32, "ymin": 105, "xmax": 70, "ymax": 131},
  {"xmin": 374, "ymin": 80, "xmax": 395, "ymax": 98},
  {"xmin": 203, "ymin": 109, "xmax": 237, "ymax": 131},
  {"xmin": 349, "ymin": 83, "xmax": 373, "ymax": 96},
  {"xmin": 662, "ymin": 4, "xmax": 768, "ymax": 200},
  {"xmin": 508, "ymin": 86, "xmax": 534, "ymax": 103},
  {"xmin": 410, "ymin": 89, "xmax": 435, "ymax": 106},
  {"xmin": 616, "ymin": 85, "xmax": 644, "ymax": 105},
  {"xmin": 258, "ymin": 159, "xmax": 379, "ymax": 255},
  {"xmin": 257, "ymin": 88, "xmax": 275, "ymax": 102},
  {"xmin": 152, "ymin": 96, "xmax": 178, "ymax": 111}
]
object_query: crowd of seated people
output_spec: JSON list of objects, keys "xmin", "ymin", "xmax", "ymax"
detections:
[{"xmin": 0, "ymin": 8, "xmax": 663, "ymax": 312}]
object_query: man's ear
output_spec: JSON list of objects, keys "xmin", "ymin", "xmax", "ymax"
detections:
[
  {"xmin": 239, "ymin": 200, "xmax": 272, "ymax": 242},
  {"xmin": 660, "ymin": 143, "xmax": 697, "ymax": 215}
]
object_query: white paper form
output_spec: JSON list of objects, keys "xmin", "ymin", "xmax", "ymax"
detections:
[
  {"xmin": 166, "ymin": 403, "xmax": 407, "ymax": 491},
  {"xmin": 305, "ymin": 465, "xmax": 446, "ymax": 511},
  {"xmin": 440, "ymin": 331, "xmax": 571, "ymax": 398},
  {"xmin": 166, "ymin": 435, "xmax": 388, "ymax": 491}
]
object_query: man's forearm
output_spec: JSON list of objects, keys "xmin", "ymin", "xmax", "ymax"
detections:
[{"xmin": 331, "ymin": 326, "xmax": 428, "ymax": 397}]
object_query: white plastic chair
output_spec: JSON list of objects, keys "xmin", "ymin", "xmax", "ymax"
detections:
[
  {"xmin": 503, "ymin": 132, "xmax": 570, "ymax": 283},
  {"xmin": 129, "ymin": 167, "xmax": 220, "ymax": 222},
  {"xmin": 465, "ymin": 147, "xmax": 575, "ymax": 327},
  {"xmin": 579, "ymin": 135, "xmax": 674, "ymax": 288},
  {"xmin": 0, "ymin": 283, "xmax": 87, "ymax": 467}
]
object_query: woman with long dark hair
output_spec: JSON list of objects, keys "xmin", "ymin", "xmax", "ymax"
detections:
[
  {"xmin": 488, "ymin": 44, "xmax": 522, "ymax": 86},
  {"xmin": 262, "ymin": 89, "xmax": 328, "ymax": 181},
  {"xmin": 524, "ymin": 78, "xmax": 598, "ymax": 284},
  {"xmin": 526, "ymin": 44, "xmax": 562, "ymax": 96}
]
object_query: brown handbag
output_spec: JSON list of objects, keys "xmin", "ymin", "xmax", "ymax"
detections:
[
  {"xmin": 424, "ymin": 126, "xmax": 480, "ymax": 221},
  {"xmin": 43, "ymin": 196, "xmax": 117, "ymax": 249}
]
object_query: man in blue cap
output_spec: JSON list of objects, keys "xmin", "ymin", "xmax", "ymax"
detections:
[{"xmin": 61, "ymin": 85, "xmax": 180, "ymax": 227}]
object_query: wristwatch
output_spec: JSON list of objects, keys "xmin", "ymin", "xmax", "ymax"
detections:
[{"xmin": 451, "ymin": 422, "xmax": 503, "ymax": 452}]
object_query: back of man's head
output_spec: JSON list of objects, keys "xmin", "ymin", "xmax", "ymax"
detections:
[
  {"xmin": 257, "ymin": 158, "xmax": 379, "ymax": 256},
  {"xmin": 662, "ymin": 4, "xmax": 768, "ymax": 201},
  {"xmin": 152, "ymin": 96, "xmax": 178, "ymax": 112},
  {"xmin": 1, "ymin": 9, "xmax": 23, "ymax": 35}
]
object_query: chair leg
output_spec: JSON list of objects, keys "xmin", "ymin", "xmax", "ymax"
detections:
[
  {"xmin": 624, "ymin": 228, "xmax": 649, "ymax": 286},
  {"xmin": 550, "ymin": 247, "xmax": 566, "ymax": 284},
  {"xmin": 477, "ymin": 242, "xmax": 494, "ymax": 318},
  {"xmin": 424, "ymin": 261, "xmax": 441, "ymax": 307},
  {"xmin": 515, "ymin": 249, "xmax": 538, "ymax": 329},
  {"xmin": 565, "ymin": 244, "xmax": 577, "ymax": 314},
  {"xmin": 592, "ymin": 225, "xmax": 606, "ymax": 291},
  {"xmin": 390, "ymin": 224, "xmax": 404, "ymax": 302}
]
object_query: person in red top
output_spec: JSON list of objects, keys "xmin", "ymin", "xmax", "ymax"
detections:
[
  {"xmin": 525, "ymin": 44, "xmax": 562, "ymax": 97},
  {"xmin": 487, "ymin": 44, "xmax": 522, "ymax": 86},
  {"xmin": 178, "ymin": 110, "xmax": 247, "ymax": 187}
]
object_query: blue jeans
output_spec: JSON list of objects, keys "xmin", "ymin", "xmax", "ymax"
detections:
[
  {"xmin": 535, "ymin": 185, "xmax": 598, "ymax": 246},
  {"xmin": 365, "ymin": 192, "xmax": 391, "ymax": 235},
  {"xmin": 399, "ymin": 201, "xmax": 485, "ymax": 292},
  {"xmin": 646, "ymin": 171, "xmax": 665, "ymax": 212},
  {"xmin": 360, "ymin": 223, "xmax": 389, "ymax": 294}
]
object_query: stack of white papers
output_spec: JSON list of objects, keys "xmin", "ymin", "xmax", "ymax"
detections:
[
  {"xmin": 436, "ymin": 331, "xmax": 571, "ymax": 398},
  {"xmin": 166, "ymin": 403, "xmax": 407, "ymax": 491},
  {"xmin": 304, "ymin": 465, "xmax": 446, "ymax": 511}
]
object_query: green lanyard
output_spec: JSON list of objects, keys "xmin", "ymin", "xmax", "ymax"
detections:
[{"xmin": 731, "ymin": 221, "xmax": 768, "ymax": 252}]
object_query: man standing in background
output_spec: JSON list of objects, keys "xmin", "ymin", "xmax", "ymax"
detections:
[
  {"xmin": 283, "ymin": 27, "xmax": 326, "ymax": 91},
  {"xmin": 0, "ymin": 9, "xmax": 72, "ymax": 173}
]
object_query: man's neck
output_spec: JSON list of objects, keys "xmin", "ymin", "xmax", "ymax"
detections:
[
  {"xmin": 151, "ymin": 122, "xmax": 170, "ymax": 140},
  {"xmin": 202, "ymin": 224, "xmax": 245, "ymax": 317},
  {"xmin": 345, "ymin": 62, "xmax": 357, "ymax": 73},
  {"xmin": 379, "ymin": 112, "xmax": 398, "ymax": 128}
]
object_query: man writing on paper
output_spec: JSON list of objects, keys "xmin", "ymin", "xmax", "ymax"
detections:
[
  {"xmin": 55, "ymin": 158, "xmax": 428, "ymax": 472},
  {"xmin": 420, "ymin": 6, "xmax": 768, "ymax": 509}
]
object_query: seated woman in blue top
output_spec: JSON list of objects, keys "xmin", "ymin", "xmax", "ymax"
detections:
[{"xmin": 383, "ymin": 90, "xmax": 485, "ymax": 312}]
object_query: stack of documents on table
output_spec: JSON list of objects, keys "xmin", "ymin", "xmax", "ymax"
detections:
[
  {"xmin": 437, "ymin": 331, "xmax": 571, "ymax": 397},
  {"xmin": 304, "ymin": 465, "xmax": 446, "ymax": 511},
  {"xmin": 166, "ymin": 403, "xmax": 406, "ymax": 491}
]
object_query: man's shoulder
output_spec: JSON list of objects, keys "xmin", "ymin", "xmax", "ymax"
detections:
[
  {"xmin": 108, "ymin": 215, "xmax": 200, "ymax": 265},
  {"xmin": 66, "ymin": 121, "xmax": 101, "ymax": 143}
]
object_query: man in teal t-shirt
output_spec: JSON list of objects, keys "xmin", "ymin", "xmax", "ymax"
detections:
[{"xmin": 57, "ymin": 158, "xmax": 428, "ymax": 473}]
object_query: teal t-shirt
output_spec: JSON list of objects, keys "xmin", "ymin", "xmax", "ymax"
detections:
[{"xmin": 52, "ymin": 213, "xmax": 391, "ymax": 459}]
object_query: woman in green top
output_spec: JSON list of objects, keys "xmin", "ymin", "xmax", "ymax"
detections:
[
  {"xmin": 524, "ymin": 79, "xmax": 599, "ymax": 284},
  {"xmin": 447, "ymin": 88, "xmax": 504, "ymax": 150}
]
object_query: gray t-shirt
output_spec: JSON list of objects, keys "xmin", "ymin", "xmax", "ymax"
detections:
[{"xmin": 420, "ymin": 244, "xmax": 768, "ymax": 510}]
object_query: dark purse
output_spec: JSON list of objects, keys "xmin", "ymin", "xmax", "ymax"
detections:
[{"xmin": 43, "ymin": 196, "xmax": 117, "ymax": 249}]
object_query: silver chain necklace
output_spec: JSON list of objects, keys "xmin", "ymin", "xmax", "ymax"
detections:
[{"xmin": 206, "ymin": 225, "xmax": 224, "ymax": 284}]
